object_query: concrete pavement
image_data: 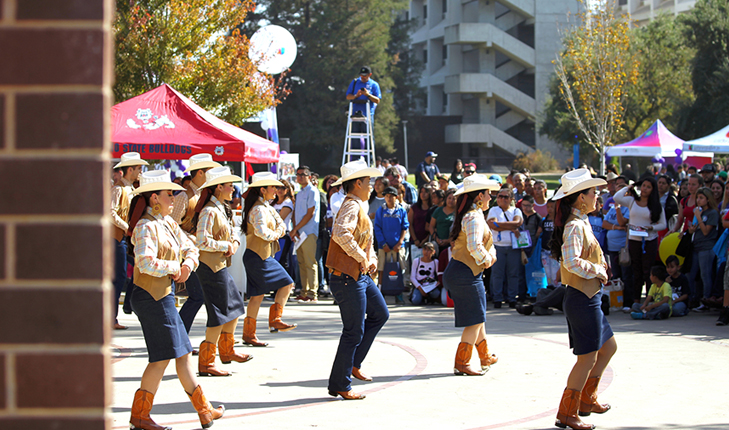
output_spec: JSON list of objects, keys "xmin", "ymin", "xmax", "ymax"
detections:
[{"xmin": 111, "ymin": 298, "xmax": 729, "ymax": 430}]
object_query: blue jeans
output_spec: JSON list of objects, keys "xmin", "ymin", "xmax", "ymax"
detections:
[
  {"xmin": 411, "ymin": 287, "xmax": 441, "ymax": 305},
  {"xmin": 178, "ymin": 271, "xmax": 205, "ymax": 333},
  {"xmin": 113, "ymin": 238, "xmax": 127, "ymax": 324},
  {"xmin": 328, "ymin": 273, "xmax": 389, "ymax": 392},
  {"xmin": 673, "ymin": 301, "xmax": 689, "ymax": 317},
  {"xmin": 688, "ymin": 249, "xmax": 715, "ymax": 300},
  {"xmin": 631, "ymin": 302, "xmax": 671, "ymax": 319},
  {"xmin": 490, "ymin": 246, "xmax": 521, "ymax": 303}
]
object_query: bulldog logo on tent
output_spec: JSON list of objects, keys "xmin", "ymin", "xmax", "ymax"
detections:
[
  {"xmin": 126, "ymin": 108, "xmax": 176, "ymax": 130},
  {"xmin": 214, "ymin": 146, "xmax": 225, "ymax": 156}
]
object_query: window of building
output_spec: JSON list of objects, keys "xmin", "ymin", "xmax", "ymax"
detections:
[
  {"xmin": 442, "ymin": 91, "xmax": 448, "ymax": 113},
  {"xmin": 423, "ymin": 48, "xmax": 428, "ymax": 64},
  {"xmin": 442, "ymin": 45, "xmax": 448, "ymax": 65}
]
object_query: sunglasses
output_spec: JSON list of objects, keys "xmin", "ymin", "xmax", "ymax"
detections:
[
  {"xmin": 296, "ymin": 173, "xmax": 308, "ymax": 177},
  {"xmin": 465, "ymin": 170, "xmax": 475, "ymax": 174},
  {"xmin": 497, "ymin": 195, "xmax": 510, "ymax": 199}
]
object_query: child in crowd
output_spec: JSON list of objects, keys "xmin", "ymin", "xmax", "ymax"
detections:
[
  {"xmin": 410, "ymin": 242, "xmax": 442, "ymax": 305},
  {"xmin": 631, "ymin": 266, "xmax": 673, "ymax": 320},
  {"xmin": 374, "ymin": 186, "xmax": 409, "ymax": 291},
  {"xmin": 540, "ymin": 200, "xmax": 560, "ymax": 287},
  {"xmin": 666, "ymin": 255, "xmax": 690, "ymax": 317},
  {"xmin": 520, "ymin": 195, "xmax": 542, "ymax": 255}
]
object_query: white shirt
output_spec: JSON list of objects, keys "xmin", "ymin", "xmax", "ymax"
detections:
[
  {"xmin": 487, "ymin": 206, "xmax": 523, "ymax": 247},
  {"xmin": 330, "ymin": 188, "xmax": 347, "ymax": 218}
]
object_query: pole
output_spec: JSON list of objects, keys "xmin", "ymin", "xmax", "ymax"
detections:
[{"xmin": 402, "ymin": 120, "xmax": 409, "ymax": 173}]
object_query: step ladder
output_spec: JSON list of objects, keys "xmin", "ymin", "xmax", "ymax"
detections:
[{"xmin": 342, "ymin": 101, "xmax": 376, "ymax": 165}]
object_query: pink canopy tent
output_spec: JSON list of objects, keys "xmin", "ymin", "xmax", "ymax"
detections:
[
  {"xmin": 605, "ymin": 119, "xmax": 683, "ymax": 158},
  {"xmin": 111, "ymin": 83, "xmax": 279, "ymax": 163}
]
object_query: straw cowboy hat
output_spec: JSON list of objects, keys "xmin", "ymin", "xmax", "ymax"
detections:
[
  {"xmin": 605, "ymin": 172, "xmax": 619, "ymax": 182},
  {"xmin": 185, "ymin": 153, "xmax": 221, "ymax": 173},
  {"xmin": 552, "ymin": 168, "xmax": 607, "ymax": 200},
  {"xmin": 132, "ymin": 170, "xmax": 184, "ymax": 195},
  {"xmin": 332, "ymin": 159, "xmax": 381, "ymax": 186},
  {"xmin": 113, "ymin": 152, "xmax": 149, "ymax": 169},
  {"xmin": 200, "ymin": 166, "xmax": 243, "ymax": 189},
  {"xmin": 247, "ymin": 171, "xmax": 283, "ymax": 188},
  {"xmin": 454, "ymin": 174, "xmax": 501, "ymax": 196}
]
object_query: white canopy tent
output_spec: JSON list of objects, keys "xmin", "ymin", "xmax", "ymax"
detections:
[{"xmin": 683, "ymin": 124, "xmax": 729, "ymax": 153}]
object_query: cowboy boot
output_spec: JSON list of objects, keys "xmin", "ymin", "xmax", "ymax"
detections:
[
  {"xmin": 453, "ymin": 342, "xmax": 485, "ymax": 376},
  {"xmin": 242, "ymin": 316, "xmax": 268, "ymax": 347},
  {"xmin": 198, "ymin": 341, "xmax": 231, "ymax": 377},
  {"xmin": 269, "ymin": 303, "xmax": 297, "ymax": 333},
  {"xmin": 130, "ymin": 389, "xmax": 171, "ymax": 430},
  {"xmin": 579, "ymin": 376, "xmax": 611, "ymax": 416},
  {"xmin": 217, "ymin": 332, "xmax": 253, "ymax": 364},
  {"xmin": 186, "ymin": 385, "xmax": 225, "ymax": 429},
  {"xmin": 555, "ymin": 388, "xmax": 595, "ymax": 429},
  {"xmin": 475, "ymin": 339, "xmax": 499, "ymax": 371}
]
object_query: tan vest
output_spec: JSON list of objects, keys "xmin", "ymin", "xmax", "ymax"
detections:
[
  {"xmin": 198, "ymin": 202, "xmax": 233, "ymax": 273},
  {"xmin": 560, "ymin": 214, "xmax": 605, "ymax": 298},
  {"xmin": 246, "ymin": 201, "xmax": 281, "ymax": 260},
  {"xmin": 325, "ymin": 197, "xmax": 372, "ymax": 279},
  {"xmin": 113, "ymin": 181, "xmax": 131, "ymax": 241},
  {"xmin": 179, "ymin": 187, "xmax": 200, "ymax": 233},
  {"xmin": 451, "ymin": 209, "xmax": 495, "ymax": 276},
  {"xmin": 133, "ymin": 214, "xmax": 177, "ymax": 301}
]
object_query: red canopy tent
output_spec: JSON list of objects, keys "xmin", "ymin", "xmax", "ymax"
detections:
[{"xmin": 111, "ymin": 83, "xmax": 279, "ymax": 163}]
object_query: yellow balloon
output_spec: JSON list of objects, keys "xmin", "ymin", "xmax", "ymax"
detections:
[{"xmin": 659, "ymin": 232, "xmax": 684, "ymax": 266}]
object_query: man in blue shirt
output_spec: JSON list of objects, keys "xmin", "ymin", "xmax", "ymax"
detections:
[
  {"xmin": 374, "ymin": 186, "xmax": 409, "ymax": 288},
  {"xmin": 346, "ymin": 66, "xmax": 381, "ymax": 159},
  {"xmin": 291, "ymin": 166, "xmax": 321, "ymax": 302},
  {"xmin": 415, "ymin": 151, "xmax": 440, "ymax": 188}
]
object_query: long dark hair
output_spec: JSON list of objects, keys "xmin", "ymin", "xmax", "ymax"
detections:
[
  {"xmin": 449, "ymin": 190, "xmax": 481, "ymax": 242},
  {"xmin": 125, "ymin": 191, "xmax": 155, "ymax": 259},
  {"xmin": 369, "ymin": 177, "xmax": 389, "ymax": 203},
  {"xmin": 549, "ymin": 188, "xmax": 588, "ymax": 261},
  {"xmin": 273, "ymin": 179, "xmax": 294, "ymax": 205},
  {"xmin": 629, "ymin": 176, "xmax": 662, "ymax": 223},
  {"xmin": 241, "ymin": 186, "xmax": 264, "ymax": 234},
  {"xmin": 190, "ymin": 185, "xmax": 233, "ymax": 234},
  {"xmin": 416, "ymin": 185, "xmax": 432, "ymax": 209}
]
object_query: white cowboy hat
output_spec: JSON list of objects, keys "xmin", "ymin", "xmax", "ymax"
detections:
[
  {"xmin": 248, "ymin": 171, "xmax": 283, "ymax": 188},
  {"xmin": 605, "ymin": 172, "xmax": 618, "ymax": 182},
  {"xmin": 332, "ymin": 159, "xmax": 381, "ymax": 186},
  {"xmin": 552, "ymin": 168, "xmax": 607, "ymax": 200},
  {"xmin": 454, "ymin": 174, "xmax": 501, "ymax": 196},
  {"xmin": 200, "ymin": 166, "xmax": 243, "ymax": 189},
  {"xmin": 132, "ymin": 170, "xmax": 184, "ymax": 195},
  {"xmin": 113, "ymin": 152, "xmax": 149, "ymax": 169},
  {"xmin": 185, "ymin": 153, "xmax": 221, "ymax": 173}
]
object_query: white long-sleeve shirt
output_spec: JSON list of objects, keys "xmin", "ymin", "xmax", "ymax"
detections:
[{"xmin": 613, "ymin": 187, "xmax": 666, "ymax": 241}]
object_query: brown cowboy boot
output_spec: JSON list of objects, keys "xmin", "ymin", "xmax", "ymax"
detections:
[
  {"xmin": 129, "ymin": 389, "xmax": 171, "ymax": 430},
  {"xmin": 269, "ymin": 303, "xmax": 297, "ymax": 333},
  {"xmin": 242, "ymin": 316, "xmax": 268, "ymax": 347},
  {"xmin": 186, "ymin": 385, "xmax": 225, "ymax": 429},
  {"xmin": 217, "ymin": 332, "xmax": 253, "ymax": 364},
  {"xmin": 453, "ymin": 342, "xmax": 485, "ymax": 376},
  {"xmin": 579, "ymin": 376, "xmax": 611, "ymax": 416},
  {"xmin": 198, "ymin": 341, "xmax": 231, "ymax": 377},
  {"xmin": 555, "ymin": 388, "xmax": 595, "ymax": 429},
  {"xmin": 475, "ymin": 339, "xmax": 498, "ymax": 371}
]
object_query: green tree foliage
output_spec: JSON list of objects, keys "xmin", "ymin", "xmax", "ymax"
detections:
[
  {"xmin": 677, "ymin": 0, "xmax": 729, "ymax": 139},
  {"xmin": 245, "ymin": 0, "xmax": 409, "ymax": 172}
]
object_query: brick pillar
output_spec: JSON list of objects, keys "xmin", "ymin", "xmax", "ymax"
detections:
[{"xmin": 0, "ymin": 0, "xmax": 112, "ymax": 428}]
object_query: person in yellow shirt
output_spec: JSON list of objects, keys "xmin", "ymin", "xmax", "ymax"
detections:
[{"xmin": 631, "ymin": 266, "xmax": 673, "ymax": 320}]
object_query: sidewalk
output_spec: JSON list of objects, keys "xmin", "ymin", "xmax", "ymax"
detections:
[{"xmin": 111, "ymin": 299, "xmax": 729, "ymax": 430}]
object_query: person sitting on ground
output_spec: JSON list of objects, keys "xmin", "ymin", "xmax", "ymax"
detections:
[
  {"xmin": 631, "ymin": 266, "xmax": 673, "ymax": 320},
  {"xmin": 410, "ymin": 242, "xmax": 442, "ymax": 305},
  {"xmin": 666, "ymin": 255, "xmax": 690, "ymax": 317},
  {"xmin": 374, "ymin": 186, "xmax": 409, "ymax": 290}
]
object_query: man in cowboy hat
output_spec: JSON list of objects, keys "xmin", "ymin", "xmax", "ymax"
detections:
[
  {"xmin": 111, "ymin": 152, "xmax": 148, "ymax": 330},
  {"xmin": 171, "ymin": 153, "xmax": 221, "ymax": 333}
]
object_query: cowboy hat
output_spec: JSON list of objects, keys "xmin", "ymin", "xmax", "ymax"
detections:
[
  {"xmin": 551, "ymin": 168, "xmax": 607, "ymax": 200},
  {"xmin": 113, "ymin": 152, "xmax": 149, "ymax": 169},
  {"xmin": 200, "ymin": 166, "xmax": 243, "ymax": 189},
  {"xmin": 185, "ymin": 153, "xmax": 221, "ymax": 173},
  {"xmin": 454, "ymin": 174, "xmax": 501, "ymax": 196},
  {"xmin": 605, "ymin": 172, "xmax": 618, "ymax": 182},
  {"xmin": 248, "ymin": 171, "xmax": 283, "ymax": 188},
  {"xmin": 132, "ymin": 170, "xmax": 184, "ymax": 195},
  {"xmin": 332, "ymin": 159, "xmax": 381, "ymax": 186}
]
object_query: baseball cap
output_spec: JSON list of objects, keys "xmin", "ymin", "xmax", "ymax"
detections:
[
  {"xmin": 383, "ymin": 186, "xmax": 398, "ymax": 196},
  {"xmin": 489, "ymin": 174, "xmax": 503, "ymax": 184},
  {"xmin": 426, "ymin": 151, "xmax": 438, "ymax": 158},
  {"xmin": 360, "ymin": 66, "xmax": 372, "ymax": 75},
  {"xmin": 700, "ymin": 163, "xmax": 716, "ymax": 173},
  {"xmin": 719, "ymin": 171, "xmax": 728, "ymax": 180}
]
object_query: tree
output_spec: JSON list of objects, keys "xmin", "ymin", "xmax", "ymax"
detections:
[
  {"xmin": 114, "ymin": 0, "xmax": 285, "ymax": 124},
  {"xmin": 552, "ymin": 0, "xmax": 637, "ymax": 174}
]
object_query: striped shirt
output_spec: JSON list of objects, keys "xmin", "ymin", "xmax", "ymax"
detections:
[
  {"xmin": 250, "ymin": 198, "xmax": 287, "ymax": 241},
  {"xmin": 132, "ymin": 207, "xmax": 199, "ymax": 278},
  {"xmin": 331, "ymin": 194, "xmax": 376, "ymax": 266},
  {"xmin": 561, "ymin": 208, "xmax": 608, "ymax": 281},
  {"xmin": 196, "ymin": 196, "xmax": 240, "ymax": 253},
  {"xmin": 463, "ymin": 206, "xmax": 496, "ymax": 268},
  {"xmin": 171, "ymin": 181, "xmax": 200, "ymax": 224}
]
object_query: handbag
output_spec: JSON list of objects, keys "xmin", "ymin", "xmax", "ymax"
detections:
[
  {"xmin": 675, "ymin": 231, "xmax": 692, "ymax": 257},
  {"xmin": 380, "ymin": 252, "xmax": 405, "ymax": 296},
  {"xmin": 618, "ymin": 234, "xmax": 631, "ymax": 266}
]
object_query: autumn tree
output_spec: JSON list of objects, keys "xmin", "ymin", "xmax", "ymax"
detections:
[
  {"xmin": 552, "ymin": 0, "xmax": 637, "ymax": 174},
  {"xmin": 114, "ymin": 0, "xmax": 286, "ymax": 124}
]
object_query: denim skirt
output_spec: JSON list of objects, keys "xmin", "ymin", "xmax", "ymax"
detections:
[
  {"xmin": 443, "ymin": 259, "xmax": 487, "ymax": 328},
  {"xmin": 196, "ymin": 262, "xmax": 246, "ymax": 327},
  {"xmin": 131, "ymin": 285, "xmax": 192, "ymax": 363},
  {"xmin": 563, "ymin": 286, "xmax": 614, "ymax": 355},
  {"xmin": 243, "ymin": 249, "xmax": 293, "ymax": 297}
]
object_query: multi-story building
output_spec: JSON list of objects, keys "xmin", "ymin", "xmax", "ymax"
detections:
[
  {"xmin": 617, "ymin": 0, "xmax": 696, "ymax": 27},
  {"xmin": 408, "ymin": 0, "xmax": 580, "ymax": 171}
]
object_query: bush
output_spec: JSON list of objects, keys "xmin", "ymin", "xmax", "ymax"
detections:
[{"xmin": 512, "ymin": 150, "xmax": 560, "ymax": 173}]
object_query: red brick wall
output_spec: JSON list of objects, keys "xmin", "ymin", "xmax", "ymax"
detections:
[{"xmin": 0, "ymin": 0, "xmax": 112, "ymax": 428}]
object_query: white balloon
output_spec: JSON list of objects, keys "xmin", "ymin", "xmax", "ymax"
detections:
[
  {"xmin": 249, "ymin": 25, "xmax": 297, "ymax": 75},
  {"xmin": 261, "ymin": 118, "xmax": 270, "ymax": 130}
]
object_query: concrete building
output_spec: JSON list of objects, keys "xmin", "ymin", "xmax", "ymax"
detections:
[
  {"xmin": 408, "ymin": 0, "xmax": 580, "ymax": 171},
  {"xmin": 617, "ymin": 0, "xmax": 697, "ymax": 27}
]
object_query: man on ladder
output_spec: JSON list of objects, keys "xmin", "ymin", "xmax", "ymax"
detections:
[{"xmin": 345, "ymin": 66, "xmax": 381, "ymax": 163}]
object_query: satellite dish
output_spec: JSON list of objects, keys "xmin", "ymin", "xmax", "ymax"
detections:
[{"xmin": 249, "ymin": 25, "xmax": 297, "ymax": 75}]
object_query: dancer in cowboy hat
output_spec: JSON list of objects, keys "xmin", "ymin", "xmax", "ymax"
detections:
[
  {"xmin": 126, "ymin": 170, "xmax": 224, "ymax": 430},
  {"xmin": 193, "ymin": 166, "xmax": 252, "ymax": 377},
  {"xmin": 550, "ymin": 168, "xmax": 615, "ymax": 430},
  {"xmin": 326, "ymin": 159, "xmax": 389, "ymax": 400},
  {"xmin": 111, "ymin": 152, "xmax": 148, "ymax": 330},
  {"xmin": 240, "ymin": 172, "xmax": 298, "ymax": 347},
  {"xmin": 442, "ymin": 174, "xmax": 501, "ymax": 376}
]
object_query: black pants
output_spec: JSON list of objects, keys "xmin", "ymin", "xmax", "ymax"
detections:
[{"xmin": 627, "ymin": 238, "xmax": 658, "ymax": 304}]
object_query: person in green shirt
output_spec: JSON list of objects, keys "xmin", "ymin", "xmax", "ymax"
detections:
[
  {"xmin": 631, "ymin": 266, "xmax": 672, "ymax": 319},
  {"xmin": 429, "ymin": 189, "xmax": 457, "ymax": 249}
]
